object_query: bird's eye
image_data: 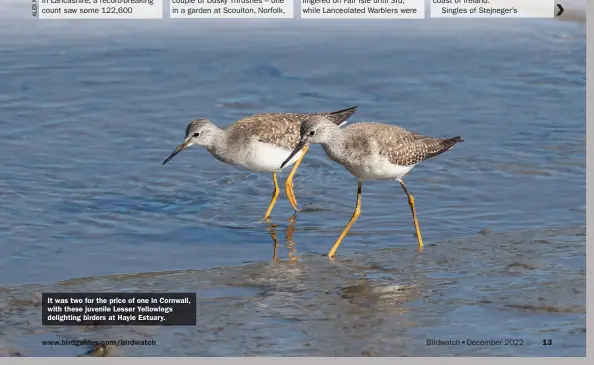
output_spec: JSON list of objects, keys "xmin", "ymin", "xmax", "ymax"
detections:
[
  {"xmin": 309, "ymin": 131, "xmax": 315, "ymax": 136},
  {"xmin": 193, "ymin": 132, "xmax": 200, "ymax": 138}
]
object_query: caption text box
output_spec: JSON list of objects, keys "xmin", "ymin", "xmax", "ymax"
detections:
[
  {"xmin": 430, "ymin": 0, "xmax": 555, "ymax": 18},
  {"xmin": 42, "ymin": 292, "xmax": 197, "ymax": 326},
  {"xmin": 170, "ymin": 0, "xmax": 294, "ymax": 19},
  {"xmin": 38, "ymin": 0, "xmax": 163, "ymax": 19},
  {"xmin": 301, "ymin": 0, "xmax": 425, "ymax": 19}
]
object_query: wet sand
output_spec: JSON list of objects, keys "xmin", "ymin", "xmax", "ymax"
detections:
[{"xmin": 0, "ymin": 225, "xmax": 585, "ymax": 356}]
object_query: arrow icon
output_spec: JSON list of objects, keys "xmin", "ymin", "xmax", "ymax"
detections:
[{"xmin": 556, "ymin": 4, "xmax": 564, "ymax": 16}]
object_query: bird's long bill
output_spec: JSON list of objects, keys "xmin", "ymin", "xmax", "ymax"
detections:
[
  {"xmin": 162, "ymin": 140, "xmax": 189, "ymax": 165},
  {"xmin": 280, "ymin": 140, "xmax": 308, "ymax": 169}
]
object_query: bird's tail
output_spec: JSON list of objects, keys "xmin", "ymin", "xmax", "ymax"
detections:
[
  {"xmin": 425, "ymin": 136, "xmax": 464, "ymax": 160},
  {"xmin": 327, "ymin": 106, "xmax": 358, "ymax": 127}
]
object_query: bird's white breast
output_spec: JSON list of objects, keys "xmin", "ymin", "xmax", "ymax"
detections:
[
  {"xmin": 340, "ymin": 153, "xmax": 415, "ymax": 181},
  {"xmin": 234, "ymin": 141, "xmax": 305, "ymax": 173},
  {"xmin": 324, "ymin": 140, "xmax": 416, "ymax": 181}
]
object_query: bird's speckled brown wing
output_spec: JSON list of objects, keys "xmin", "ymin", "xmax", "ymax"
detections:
[
  {"xmin": 343, "ymin": 122, "xmax": 462, "ymax": 166},
  {"xmin": 226, "ymin": 107, "xmax": 358, "ymax": 150}
]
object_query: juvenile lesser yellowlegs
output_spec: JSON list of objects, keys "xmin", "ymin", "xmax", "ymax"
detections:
[
  {"xmin": 281, "ymin": 116, "xmax": 463, "ymax": 258},
  {"xmin": 162, "ymin": 107, "xmax": 358, "ymax": 219}
]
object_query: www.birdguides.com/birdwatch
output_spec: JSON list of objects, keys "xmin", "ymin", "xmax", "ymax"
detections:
[{"xmin": 41, "ymin": 293, "xmax": 197, "ymax": 326}]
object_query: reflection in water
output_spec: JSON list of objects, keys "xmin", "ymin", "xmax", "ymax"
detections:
[
  {"xmin": 267, "ymin": 216, "xmax": 298, "ymax": 263},
  {"xmin": 268, "ymin": 220, "xmax": 279, "ymax": 261},
  {"xmin": 285, "ymin": 215, "xmax": 298, "ymax": 263}
]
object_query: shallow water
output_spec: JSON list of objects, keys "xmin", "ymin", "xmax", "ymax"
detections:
[{"xmin": 0, "ymin": 6, "xmax": 586, "ymax": 357}]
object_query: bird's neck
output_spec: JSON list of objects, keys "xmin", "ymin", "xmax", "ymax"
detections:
[
  {"xmin": 321, "ymin": 128, "xmax": 345, "ymax": 163},
  {"xmin": 206, "ymin": 128, "xmax": 232, "ymax": 164}
]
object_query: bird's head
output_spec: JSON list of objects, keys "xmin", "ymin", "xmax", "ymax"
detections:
[
  {"xmin": 162, "ymin": 119, "xmax": 217, "ymax": 165},
  {"xmin": 280, "ymin": 115, "xmax": 337, "ymax": 169}
]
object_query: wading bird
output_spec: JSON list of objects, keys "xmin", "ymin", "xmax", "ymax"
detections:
[
  {"xmin": 281, "ymin": 115, "xmax": 462, "ymax": 257},
  {"xmin": 163, "ymin": 107, "xmax": 358, "ymax": 220}
]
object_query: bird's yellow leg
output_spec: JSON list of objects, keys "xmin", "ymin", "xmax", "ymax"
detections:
[
  {"xmin": 284, "ymin": 145, "xmax": 309, "ymax": 212},
  {"xmin": 263, "ymin": 172, "xmax": 280, "ymax": 220},
  {"xmin": 399, "ymin": 178, "xmax": 424, "ymax": 251},
  {"xmin": 328, "ymin": 179, "xmax": 363, "ymax": 258}
]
